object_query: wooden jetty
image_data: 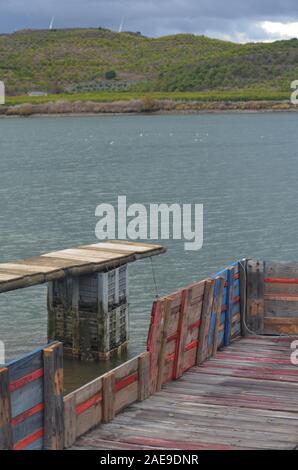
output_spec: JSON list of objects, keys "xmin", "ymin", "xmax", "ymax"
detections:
[
  {"xmin": 0, "ymin": 241, "xmax": 165, "ymax": 293},
  {"xmin": 71, "ymin": 336, "xmax": 298, "ymax": 450},
  {"xmin": 0, "ymin": 252, "xmax": 298, "ymax": 450},
  {"xmin": 0, "ymin": 241, "xmax": 165, "ymax": 361}
]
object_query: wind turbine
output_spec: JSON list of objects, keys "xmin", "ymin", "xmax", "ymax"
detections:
[
  {"xmin": 49, "ymin": 16, "xmax": 55, "ymax": 30},
  {"xmin": 119, "ymin": 17, "xmax": 125, "ymax": 33}
]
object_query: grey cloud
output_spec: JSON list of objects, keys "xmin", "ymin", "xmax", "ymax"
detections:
[{"xmin": 1, "ymin": 0, "xmax": 298, "ymax": 41}]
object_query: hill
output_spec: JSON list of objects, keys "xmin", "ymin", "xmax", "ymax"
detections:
[{"xmin": 0, "ymin": 28, "xmax": 297, "ymax": 96}]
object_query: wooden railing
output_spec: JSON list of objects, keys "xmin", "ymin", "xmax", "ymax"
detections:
[
  {"xmin": 0, "ymin": 258, "xmax": 252, "ymax": 450},
  {"xmin": 63, "ymin": 352, "xmax": 150, "ymax": 448},
  {"xmin": 247, "ymin": 259, "xmax": 298, "ymax": 335},
  {"xmin": 147, "ymin": 261, "xmax": 244, "ymax": 394},
  {"xmin": 0, "ymin": 342, "xmax": 63, "ymax": 450}
]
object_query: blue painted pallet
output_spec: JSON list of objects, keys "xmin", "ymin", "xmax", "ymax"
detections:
[
  {"xmin": 210, "ymin": 260, "xmax": 244, "ymax": 350},
  {"xmin": 5, "ymin": 341, "xmax": 56, "ymax": 450}
]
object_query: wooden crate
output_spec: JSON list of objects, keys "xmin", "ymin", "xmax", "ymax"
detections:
[{"xmin": 48, "ymin": 266, "xmax": 129, "ymax": 360}]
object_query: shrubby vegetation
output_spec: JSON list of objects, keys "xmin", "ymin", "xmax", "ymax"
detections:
[
  {"xmin": 0, "ymin": 28, "xmax": 297, "ymax": 99},
  {"xmin": 105, "ymin": 70, "xmax": 117, "ymax": 80}
]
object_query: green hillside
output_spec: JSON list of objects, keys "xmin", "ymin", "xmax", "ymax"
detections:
[{"xmin": 0, "ymin": 27, "xmax": 298, "ymax": 96}]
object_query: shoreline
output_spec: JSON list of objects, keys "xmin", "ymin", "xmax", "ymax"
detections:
[
  {"xmin": 1, "ymin": 108, "xmax": 298, "ymax": 119},
  {"xmin": 0, "ymin": 99, "xmax": 297, "ymax": 118}
]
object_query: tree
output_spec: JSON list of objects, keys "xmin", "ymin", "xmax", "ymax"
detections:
[{"xmin": 105, "ymin": 70, "xmax": 117, "ymax": 80}]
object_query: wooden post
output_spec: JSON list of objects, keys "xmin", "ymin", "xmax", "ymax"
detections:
[
  {"xmin": 47, "ymin": 281, "xmax": 56, "ymax": 342},
  {"xmin": 63, "ymin": 394, "xmax": 76, "ymax": 449},
  {"xmin": 212, "ymin": 277, "xmax": 225, "ymax": 356},
  {"xmin": 175, "ymin": 290, "xmax": 189, "ymax": 379},
  {"xmin": 71, "ymin": 278, "xmax": 80, "ymax": 356},
  {"xmin": 138, "ymin": 352, "xmax": 150, "ymax": 401},
  {"xmin": 224, "ymin": 267, "xmax": 235, "ymax": 347},
  {"xmin": 102, "ymin": 372, "xmax": 115, "ymax": 423},
  {"xmin": 44, "ymin": 342, "xmax": 64, "ymax": 450},
  {"xmin": 156, "ymin": 298, "xmax": 172, "ymax": 391},
  {"xmin": 239, "ymin": 259, "xmax": 248, "ymax": 336},
  {"xmin": 247, "ymin": 260, "xmax": 264, "ymax": 334},
  {"xmin": 197, "ymin": 279, "xmax": 215, "ymax": 365},
  {"xmin": 147, "ymin": 300, "xmax": 168, "ymax": 394},
  {"xmin": 0, "ymin": 368, "xmax": 12, "ymax": 450}
]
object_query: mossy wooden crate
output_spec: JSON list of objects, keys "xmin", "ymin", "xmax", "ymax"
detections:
[{"xmin": 48, "ymin": 266, "xmax": 129, "ymax": 360}]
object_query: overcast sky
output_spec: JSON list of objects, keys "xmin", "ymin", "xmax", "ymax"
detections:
[{"xmin": 1, "ymin": 0, "xmax": 298, "ymax": 42}]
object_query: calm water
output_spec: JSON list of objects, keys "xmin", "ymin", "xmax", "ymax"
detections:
[{"xmin": 0, "ymin": 112, "xmax": 297, "ymax": 391}]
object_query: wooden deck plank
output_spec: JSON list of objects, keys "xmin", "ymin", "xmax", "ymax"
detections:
[
  {"xmin": 0, "ymin": 241, "xmax": 165, "ymax": 293},
  {"xmin": 0, "ymin": 263, "xmax": 59, "ymax": 274},
  {"xmin": 16, "ymin": 257, "xmax": 87, "ymax": 268},
  {"xmin": 42, "ymin": 249, "xmax": 128, "ymax": 262},
  {"xmin": 71, "ymin": 336, "xmax": 298, "ymax": 450},
  {"xmin": 0, "ymin": 273, "xmax": 21, "ymax": 281},
  {"xmin": 87, "ymin": 242, "xmax": 163, "ymax": 253}
]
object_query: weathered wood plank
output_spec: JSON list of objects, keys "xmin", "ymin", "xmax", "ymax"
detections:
[
  {"xmin": 183, "ymin": 283, "xmax": 204, "ymax": 366},
  {"xmin": 69, "ymin": 336, "xmax": 298, "ymax": 451},
  {"xmin": 260, "ymin": 261, "xmax": 298, "ymax": 333},
  {"xmin": 0, "ymin": 273, "xmax": 22, "ymax": 281},
  {"xmin": 89, "ymin": 241, "xmax": 165, "ymax": 253},
  {"xmin": 72, "ymin": 378, "xmax": 103, "ymax": 408},
  {"xmin": 265, "ymin": 261, "xmax": 298, "ymax": 278},
  {"xmin": 113, "ymin": 357, "xmax": 139, "ymax": 382},
  {"xmin": 212, "ymin": 277, "xmax": 225, "ymax": 356},
  {"xmin": 138, "ymin": 352, "xmax": 150, "ymax": 402},
  {"xmin": 43, "ymin": 342, "xmax": 64, "ymax": 450},
  {"xmin": 8, "ymin": 349, "xmax": 43, "ymax": 384},
  {"xmin": 197, "ymin": 279, "xmax": 215, "ymax": 365},
  {"xmin": 47, "ymin": 282, "xmax": 55, "ymax": 342},
  {"xmin": 64, "ymin": 394, "xmax": 76, "ymax": 449},
  {"xmin": 0, "ymin": 263, "xmax": 58, "ymax": 274},
  {"xmin": 247, "ymin": 260, "xmax": 264, "ymax": 333},
  {"xmin": 265, "ymin": 299, "xmax": 298, "ymax": 316},
  {"xmin": 156, "ymin": 298, "xmax": 172, "ymax": 390},
  {"xmin": 0, "ymin": 368, "xmax": 12, "ymax": 450},
  {"xmin": 265, "ymin": 282, "xmax": 298, "ymax": 295},
  {"xmin": 239, "ymin": 259, "xmax": 248, "ymax": 336},
  {"xmin": 43, "ymin": 249, "xmax": 125, "ymax": 262},
  {"xmin": 115, "ymin": 382, "xmax": 138, "ymax": 415},
  {"xmin": 76, "ymin": 402, "xmax": 102, "ymax": 439},
  {"xmin": 264, "ymin": 317, "xmax": 298, "ymax": 334},
  {"xmin": 0, "ymin": 242, "xmax": 165, "ymax": 293},
  {"xmin": 102, "ymin": 373, "xmax": 115, "ymax": 423},
  {"xmin": 147, "ymin": 300, "xmax": 166, "ymax": 394},
  {"xmin": 224, "ymin": 268, "xmax": 235, "ymax": 347}
]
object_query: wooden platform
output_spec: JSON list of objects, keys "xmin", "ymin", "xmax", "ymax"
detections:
[
  {"xmin": 71, "ymin": 336, "xmax": 298, "ymax": 450},
  {"xmin": 0, "ymin": 241, "xmax": 165, "ymax": 293}
]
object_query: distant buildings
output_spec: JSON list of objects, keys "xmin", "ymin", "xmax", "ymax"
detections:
[{"xmin": 27, "ymin": 91, "xmax": 48, "ymax": 97}]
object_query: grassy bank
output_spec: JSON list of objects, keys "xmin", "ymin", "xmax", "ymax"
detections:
[
  {"xmin": 0, "ymin": 94, "xmax": 295, "ymax": 117},
  {"xmin": 5, "ymin": 89, "xmax": 291, "ymax": 107}
]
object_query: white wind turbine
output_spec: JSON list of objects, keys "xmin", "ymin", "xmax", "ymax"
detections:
[
  {"xmin": 49, "ymin": 16, "xmax": 55, "ymax": 30},
  {"xmin": 119, "ymin": 17, "xmax": 125, "ymax": 33}
]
